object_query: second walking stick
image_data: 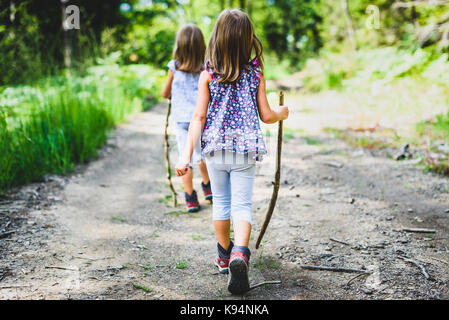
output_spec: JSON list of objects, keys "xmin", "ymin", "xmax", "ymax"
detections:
[{"xmin": 164, "ymin": 98, "xmax": 178, "ymax": 207}]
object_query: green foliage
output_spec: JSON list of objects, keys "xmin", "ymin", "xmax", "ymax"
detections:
[
  {"xmin": 0, "ymin": 63, "xmax": 162, "ymax": 193},
  {"xmin": 132, "ymin": 282, "xmax": 152, "ymax": 293},
  {"xmin": 262, "ymin": 0, "xmax": 322, "ymax": 65},
  {"xmin": 422, "ymin": 53, "xmax": 449, "ymax": 85},
  {"xmin": 417, "ymin": 110, "xmax": 449, "ymax": 142},
  {"xmin": 175, "ymin": 260, "xmax": 188, "ymax": 269},
  {"xmin": 302, "ymin": 46, "xmax": 448, "ymax": 92},
  {"xmin": 0, "ymin": 0, "xmax": 133, "ymax": 85}
]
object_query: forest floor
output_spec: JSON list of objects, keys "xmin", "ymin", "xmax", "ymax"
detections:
[{"xmin": 1, "ymin": 91, "xmax": 448, "ymax": 300}]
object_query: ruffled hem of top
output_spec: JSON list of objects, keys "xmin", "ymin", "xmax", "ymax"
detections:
[{"xmin": 201, "ymin": 131, "xmax": 267, "ymax": 161}]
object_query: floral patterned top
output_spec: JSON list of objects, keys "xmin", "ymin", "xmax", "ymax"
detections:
[{"xmin": 201, "ymin": 59, "xmax": 267, "ymax": 161}]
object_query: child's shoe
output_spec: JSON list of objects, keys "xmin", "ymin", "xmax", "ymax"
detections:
[
  {"xmin": 227, "ymin": 246, "xmax": 251, "ymax": 294},
  {"xmin": 201, "ymin": 181, "xmax": 213, "ymax": 202},
  {"xmin": 185, "ymin": 190, "xmax": 200, "ymax": 212},
  {"xmin": 214, "ymin": 241, "xmax": 234, "ymax": 274},
  {"xmin": 214, "ymin": 257, "xmax": 229, "ymax": 274}
]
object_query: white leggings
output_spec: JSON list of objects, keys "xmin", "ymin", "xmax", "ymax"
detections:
[{"xmin": 205, "ymin": 153, "xmax": 256, "ymax": 224}]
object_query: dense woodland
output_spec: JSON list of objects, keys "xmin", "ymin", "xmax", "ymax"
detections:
[{"xmin": 1, "ymin": 0, "xmax": 448, "ymax": 84}]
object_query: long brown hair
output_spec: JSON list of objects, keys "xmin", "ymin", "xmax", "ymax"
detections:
[
  {"xmin": 173, "ymin": 24, "xmax": 206, "ymax": 73},
  {"xmin": 206, "ymin": 9, "xmax": 263, "ymax": 83}
]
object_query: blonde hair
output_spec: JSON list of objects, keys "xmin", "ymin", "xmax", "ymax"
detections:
[
  {"xmin": 173, "ymin": 24, "xmax": 206, "ymax": 73},
  {"xmin": 206, "ymin": 9, "xmax": 263, "ymax": 83}
]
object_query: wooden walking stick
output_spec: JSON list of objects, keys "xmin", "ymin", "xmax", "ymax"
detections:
[
  {"xmin": 164, "ymin": 98, "xmax": 177, "ymax": 207},
  {"xmin": 256, "ymin": 91, "xmax": 284, "ymax": 249}
]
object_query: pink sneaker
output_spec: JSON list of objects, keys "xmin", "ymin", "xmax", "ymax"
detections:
[
  {"xmin": 227, "ymin": 251, "xmax": 250, "ymax": 294},
  {"xmin": 214, "ymin": 257, "xmax": 229, "ymax": 274},
  {"xmin": 185, "ymin": 190, "xmax": 200, "ymax": 213},
  {"xmin": 201, "ymin": 181, "xmax": 213, "ymax": 202}
]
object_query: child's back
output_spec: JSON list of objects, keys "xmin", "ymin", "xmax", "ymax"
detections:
[
  {"xmin": 167, "ymin": 60, "xmax": 200, "ymax": 123},
  {"xmin": 202, "ymin": 58, "xmax": 266, "ymax": 162}
]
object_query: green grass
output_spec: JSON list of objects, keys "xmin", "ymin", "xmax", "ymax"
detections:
[
  {"xmin": 254, "ymin": 251, "xmax": 280, "ymax": 271},
  {"xmin": 416, "ymin": 111, "xmax": 449, "ymax": 175},
  {"xmin": 416, "ymin": 112, "xmax": 449, "ymax": 141},
  {"xmin": 158, "ymin": 194, "xmax": 174, "ymax": 206},
  {"xmin": 164, "ymin": 210, "xmax": 187, "ymax": 216},
  {"xmin": 282, "ymin": 127, "xmax": 305, "ymax": 140},
  {"xmin": 141, "ymin": 264, "xmax": 154, "ymax": 271},
  {"xmin": 264, "ymin": 54, "xmax": 296, "ymax": 81},
  {"xmin": 111, "ymin": 216, "xmax": 127, "ymax": 223},
  {"xmin": 190, "ymin": 233, "xmax": 205, "ymax": 241},
  {"xmin": 0, "ymin": 64, "xmax": 162, "ymax": 194},
  {"xmin": 303, "ymin": 203, "xmax": 312, "ymax": 207},
  {"xmin": 325, "ymin": 127, "xmax": 395, "ymax": 149},
  {"xmin": 175, "ymin": 260, "xmax": 188, "ymax": 269},
  {"xmin": 132, "ymin": 283, "xmax": 152, "ymax": 293},
  {"xmin": 303, "ymin": 136, "xmax": 321, "ymax": 146}
]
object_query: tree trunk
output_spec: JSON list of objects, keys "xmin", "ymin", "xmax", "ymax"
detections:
[{"xmin": 341, "ymin": 0, "xmax": 357, "ymax": 51}]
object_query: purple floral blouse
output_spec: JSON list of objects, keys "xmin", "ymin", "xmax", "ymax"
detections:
[{"xmin": 201, "ymin": 59, "xmax": 267, "ymax": 161}]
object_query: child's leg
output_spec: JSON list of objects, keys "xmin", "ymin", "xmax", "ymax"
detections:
[
  {"xmin": 230, "ymin": 164, "xmax": 256, "ymax": 246},
  {"xmin": 198, "ymin": 160, "xmax": 210, "ymax": 184},
  {"xmin": 226, "ymin": 164, "xmax": 255, "ymax": 294},
  {"xmin": 205, "ymin": 161, "xmax": 231, "ymax": 248},
  {"xmin": 233, "ymin": 221, "xmax": 251, "ymax": 247},
  {"xmin": 199, "ymin": 160, "xmax": 213, "ymax": 201},
  {"xmin": 181, "ymin": 167, "xmax": 194, "ymax": 195},
  {"xmin": 175, "ymin": 122, "xmax": 194, "ymax": 195},
  {"xmin": 214, "ymin": 219, "xmax": 231, "ymax": 250},
  {"xmin": 176, "ymin": 122, "xmax": 199, "ymax": 211}
]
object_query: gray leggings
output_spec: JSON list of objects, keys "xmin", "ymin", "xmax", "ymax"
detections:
[{"xmin": 205, "ymin": 153, "xmax": 256, "ymax": 224}]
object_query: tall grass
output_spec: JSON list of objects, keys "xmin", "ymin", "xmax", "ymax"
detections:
[{"xmin": 0, "ymin": 64, "xmax": 163, "ymax": 193}]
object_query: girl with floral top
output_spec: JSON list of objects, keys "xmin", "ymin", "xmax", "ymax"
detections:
[
  {"xmin": 175, "ymin": 9, "xmax": 289, "ymax": 294},
  {"xmin": 162, "ymin": 24, "xmax": 212, "ymax": 213}
]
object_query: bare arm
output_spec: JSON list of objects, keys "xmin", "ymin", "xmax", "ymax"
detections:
[
  {"xmin": 257, "ymin": 74, "xmax": 289, "ymax": 123},
  {"xmin": 161, "ymin": 69, "xmax": 174, "ymax": 99},
  {"xmin": 175, "ymin": 70, "xmax": 211, "ymax": 176}
]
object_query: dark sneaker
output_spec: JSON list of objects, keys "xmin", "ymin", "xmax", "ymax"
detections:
[
  {"xmin": 227, "ymin": 250, "xmax": 250, "ymax": 294},
  {"xmin": 201, "ymin": 181, "xmax": 213, "ymax": 202},
  {"xmin": 214, "ymin": 257, "xmax": 229, "ymax": 274},
  {"xmin": 185, "ymin": 190, "xmax": 200, "ymax": 213}
]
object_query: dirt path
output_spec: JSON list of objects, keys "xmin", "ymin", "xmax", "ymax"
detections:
[{"xmin": 1, "ymin": 99, "xmax": 448, "ymax": 300}]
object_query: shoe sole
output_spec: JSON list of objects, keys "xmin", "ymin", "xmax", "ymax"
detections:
[{"xmin": 227, "ymin": 258, "xmax": 250, "ymax": 294}]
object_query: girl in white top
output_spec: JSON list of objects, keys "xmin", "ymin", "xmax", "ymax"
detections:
[{"xmin": 161, "ymin": 24, "xmax": 212, "ymax": 212}]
